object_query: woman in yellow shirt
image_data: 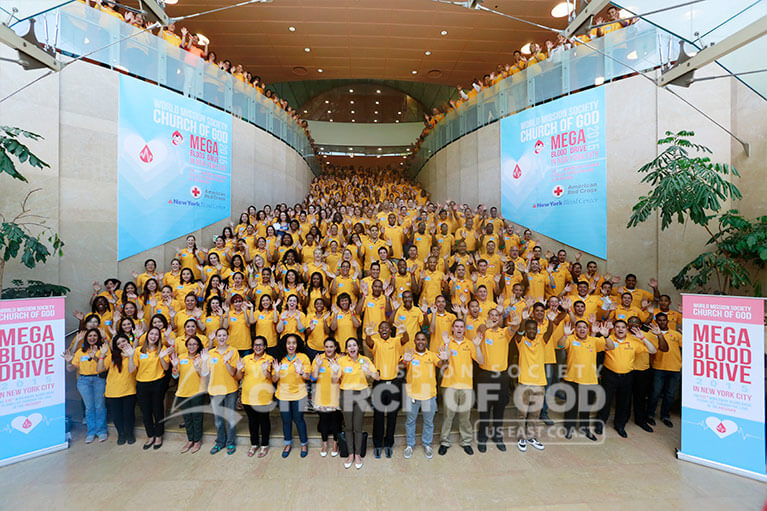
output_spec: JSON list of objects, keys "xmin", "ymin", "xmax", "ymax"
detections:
[
  {"xmin": 177, "ymin": 235, "xmax": 206, "ymax": 280},
  {"xmin": 236, "ymin": 335, "xmax": 276, "ymax": 457},
  {"xmin": 255, "ymin": 294, "xmax": 280, "ymax": 355},
  {"xmin": 63, "ymin": 328, "xmax": 108, "ymax": 443},
  {"xmin": 170, "ymin": 336, "xmax": 206, "ymax": 454},
  {"xmin": 311, "ymin": 338, "xmax": 342, "ymax": 457},
  {"xmin": 224, "ymin": 294, "xmax": 256, "ymax": 356},
  {"xmin": 278, "ymin": 294, "xmax": 306, "ymax": 338},
  {"xmin": 101, "ymin": 333, "xmax": 137, "ymax": 445},
  {"xmin": 163, "ymin": 258, "xmax": 182, "ymax": 289},
  {"xmin": 329, "ymin": 293, "xmax": 361, "ymax": 348},
  {"xmin": 134, "ymin": 327, "xmax": 172, "ymax": 450},
  {"xmin": 201, "ymin": 328, "xmax": 240, "ymax": 455},
  {"xmin": 273, "ymin": 334, "xmax": 311, "ymax": 458},
  {"xmin": 334, "ymin": 337, "xmax": 379, "ymax": 469},
  {"xmin": 140, "ymin": 278, "xmax": 161, "ymax": 320}
]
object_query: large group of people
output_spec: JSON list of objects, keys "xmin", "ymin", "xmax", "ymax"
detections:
[
  {"xmin": 64, "ymin": 166, "xmax": 683, "ymax": 468},
  {"xmin": 411, "ymin": 5, "xmax": 637, "ymax": 158}
]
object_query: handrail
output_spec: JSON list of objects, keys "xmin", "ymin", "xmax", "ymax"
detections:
[
  {"xmin": 408, "ymin": 21, "xmax": 679, "ymax": 176},
  {"xmin": 22, "ymin": 2, "xmax": 320, "ymax": 174}
]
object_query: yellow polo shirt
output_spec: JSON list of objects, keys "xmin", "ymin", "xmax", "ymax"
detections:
[
  {"xmin": 604, "ymin": 336, "xmax": 647, "ymax": 374},
  {"xmin": 440, "ymin": 338, "xmax": 478, "ymax": 389},
  {"xmin": 338, "ymin": 355, "xmax": 376, "ymax": 391},
  {"xmin": 479, "ymin": 327, "xmax": 513, "ymax": 372},
  {"xmin": 370, "ymin": 334, "xmax": 403, "ymax": 381},
  {"xmin": 517, "ymin": 333, "xmax": 547, "ymax": 386},
  {"xmin": 560, "ymin": 335, "xmax": 605, "ymax": 385},
  {"xmin": 206, "ymin": 346, "xmax": 240, "ymax": 395},
  {"xmin": 311, "ymin": 354, "xmax": 341, "ymax": 408},
  {"xmin": 275, "ymin": 353, "xmax": 311, "ymax": 401},
  {"xmin": 651, "ymin": 330, "xmax": 683, "ymax": 372},
  {"xmin": 241, "ymin": 353, "xmax": 275, "ymax": 406},
  {"xmin": 403, "ymin": 350, "xmax": 441, "ymax": 400}
]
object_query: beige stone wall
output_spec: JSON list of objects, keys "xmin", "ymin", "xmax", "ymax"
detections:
[
  {"xmin": 0, "ymin": 52, "xmax": 314, "ymax": 331},
  {"xmin": 416, "ymin": 67, "xmax": 766, "ymax": 302}
]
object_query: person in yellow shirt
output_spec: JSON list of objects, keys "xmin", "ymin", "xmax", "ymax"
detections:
[
  {"xmin": 382, "ymin": 213, "xmax": 405, "ymax": 259},
  {"xmin": 647, "ymin": 313, "xmax": 682, "ymax": 428},
  {"xmin": 609, "ymin": 292, "xmax": 651, "ymax": 324},
  {"xmin": 595, "ymin": 320, "xmax": 657, "ymax": 438},
  {"xmin": 392, "ymin": 290, "xmax": 427, "ymax": 350},
  {"xmin": 620, "ymin": 274, "xmax": 659, "ymax": 309},
  {"xmin": 420, "ymin": 256, "xmax": 447, "ymax": 308},
  {"xmin": 335, "ymin": 337, "xmax": 379, "ymax": 469},
  {"xmin": 64, "ymin": 328, "xmax": 108, "ymax": 443},
  {"xmin": 224, "ymin": 294, "xmax": 256, "ymax": 356},
  {"xmin": 236, "ymin": 335, "xmax": 276, "ymax": 458},
  {"xmin": 177, "ymin": 235, "xmax": 206, "ymax": 280},
  {"xmin": 102, "ymin": 333, "xmax": 137, "ymax": 445},
  {"xmin": 401, "ymin": 332, "xmax": 448, "ymax": 459},
  {"xmin": 512, "ymin": 313, "xmax": 555, "ymax": 452},
  {"xmin": 438, "ymin": 319, "xmax": 484, "ymax": 456},
  {"xmin": 311, "ymin": 338, "xmax": 343, "ymax": 457},
  {"xmin": 655, "ymin": 294, "xmax": 683, "ymax": 332},
  {"xmin": 525, "ymin": 259, "xmax": 555, "ymax": 301},
  {"xmin": 428, "ymin": 295, "xmax": 457, "ymax": 350},
  {"xmin": 365, "ymin": 321, "xmax": 409, "ymax": 458},
  {"xmin": 557, "ymin": 320, "xmax": 605, "ymax": 440},
  {"xmin": 474, "ymin": 309, "xmax": 513, "ymax": 451},
  {"xmin": 410, "ymin": 223, "xmax": 433, "ymax": 262},
  {"xmin": 355, "ymin": 278, "xmax": 391, "ymax": 334},
  {"xmin": 273, "ymin": 334, "xmax": 311, "ymax": 458},
  {"xmin": 329, "ymin": 293, "xmax": 361, "ymax": 346},
  {"xmin": 134, "ymin": 327, "xmax": 172, "ymax": 450},
  {"xmin": 169, "ymin": 336, "xmax": 205, "ymax": 453},
  {"xmin": 202, "ymin": 328, "xmax": 240, "ymax": 454}
]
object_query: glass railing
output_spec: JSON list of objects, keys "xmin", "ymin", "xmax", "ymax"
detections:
[
  {"xmin": 19, "ymin": 2, "xmax": 319, "ymax": 173},
  {"xmin": 409, "ymin": 21, "xmax": 679, "ymax": 174}
]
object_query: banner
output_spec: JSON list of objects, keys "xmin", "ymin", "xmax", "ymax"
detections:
[
  {"xmin": 118, "ymin": 75, "xmax": 232, "ymax": 260},
  {"xmin": 500, "ymin": 87, "xmax": 606, "ymax": 258},
  {"xmin": 0, "ymin": 297, "xmax": 67, "ymax": 466},
  {"xmin": 678, "ymin": 294, "xmax": 766, "ymax": 480}
]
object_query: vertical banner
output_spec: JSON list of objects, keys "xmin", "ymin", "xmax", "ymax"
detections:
[
  {"xmin": 118, "ymin": 74, "xmax": 232, "ymax": 260},
  {"xmin": 678, "ymin": 294, "xmax": 766, "ymax": 480},
  {"xmin": 0, "ymin": 297, "xmax": 67, "ymax": 467},
  {"xmin": 500, "ymin": 87, "xmax": 606, "ymax": 258}
]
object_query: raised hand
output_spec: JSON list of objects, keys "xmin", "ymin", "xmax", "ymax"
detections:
[
  {"xmin": 223, "ymin": 350, "xmax": 233, "ymax": 363},
  {"xmin": 236, "ymin": 359, "xmax": 244, "ymax": 372},
  {"xmin": 403, "ymin": 348, "xmax": 414, "ymax": 363},
  {"xmin": 438, "ymin": 344, "xmax": 449, "ymax": 361},
  {"xmin": 563, "ymin": 323, "xmax": 574, "ymax": 336},
  {"xmin": 261, "ymin": 360, "xmax": 271, "ymax": 376},
  {"xmin": 294, "ymin": 359, "xmax": 303, "ymax": 374},
  {"xmin": 648, "ymin": 278, "xmax": 658, "ymax": 289},
  {"xmin": 73, "ymin": 310, "xmax": 85, "ymax": 321},
  {"xmin": 61, "ymin": 351, "xmax": 74, "ymax": 363},
  {"xmin": 123, "ymin": 344, "xmax": 135, "ymax": 357},
  {"xmin": 648, "ymin": 322, "xmax": 662, "ymax": 335},
  {"xmin": 170, "ymin": 351, "xmax": 180, "ymax": 367}
]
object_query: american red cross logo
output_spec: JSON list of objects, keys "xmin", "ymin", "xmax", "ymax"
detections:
[
  {"xmin": 552, "ymin": 186, "xmax": 564, "ymax": 197},
  {"xmin": 190, "ymin": 186, "xmax": 201, "ymax": 198}
]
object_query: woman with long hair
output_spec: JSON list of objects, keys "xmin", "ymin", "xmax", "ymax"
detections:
[
  {"xmin": 273, "ymin": 334, "xmax": 311, "ymax": 458},
  {"xmin": 202, "ymin": 328, "xmax": 240, "ymax": 455},
  {"xmin": 170, "ymin": 336, "xmax": 206, "ymax": 453},
  {"xmin": 311, "ymin": 337, "xmax": 342, "ymax": 457},
  {"xmin": 101, "ymin": 333, "xmax": 137, "ymax": 445},
  {"xmin": 62, "ymin": 328, "xmax": 108, "ymax": 443},
  {"xmin": 255, "ymin": 294, "xmax": 280, "ymax": 358},
  {"xmin": 177, "ymin": 234, "xmax": 206, "ymax": 280},
  {"xmin": 134, "ymin": 327, "xmax": 172, "ymax": 450}
]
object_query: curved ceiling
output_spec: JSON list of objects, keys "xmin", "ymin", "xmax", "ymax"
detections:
[{"xmin": 164, "ymin": 0, "xmax": 568, "ymax": 86}]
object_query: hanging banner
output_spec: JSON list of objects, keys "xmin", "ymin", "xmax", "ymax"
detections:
[
  {"xmin": 0, "ymin": 297, "xmax": 67, "ymax": 467},
  {"xmin": 500, "ymin": 87, "xmax": 606, "ymax": 258},
  {"xmin": 678, "ymin": 294, "xmax": 766, "ymax": 481},
  {"xmin": 118, "ymin": 74, "xmax": 232, "ymax": 260}
]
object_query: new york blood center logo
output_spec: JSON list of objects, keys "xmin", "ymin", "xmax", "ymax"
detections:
[
  {"xmin": 552, "ymin": 185, "xmax": 564, "ymax": 198},
  {"xmin": 190, "ymin": 186, "xmax": 202, "ymax": 199},
  {"xmin": 171, "ymin": 130, "xmax": 183, "ymax": 146},
  {"xmin": 534, "ymin": 139, "xmax": 544, "ymax": 154}
]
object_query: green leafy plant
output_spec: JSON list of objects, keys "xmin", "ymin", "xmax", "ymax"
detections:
[
  {"xmin": 628, "ymin": 130, "xmax": 765, "ymax": 295},
  {"xmin": 0, "ymin": 126, "xmax": 64, "ymax": 295},
  {"xmin": 1, "ymin": 279, "xmax": 70, "ymax": 299}
]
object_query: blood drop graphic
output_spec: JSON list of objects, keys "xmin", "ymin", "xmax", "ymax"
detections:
[
  {"xmin": 513, "ymin": 164, "xmax": 522, "ymax": 179},
  {"xmin": 22, "ymin": 418, "xmax": 32, "ymax": 429},
  {"xmin": 716, "ymin": 422, "xmax": 726, "ymax": 433},
  {"xmin": 139, "ymin": 144, "xmax": 154, "ymax": 163}
]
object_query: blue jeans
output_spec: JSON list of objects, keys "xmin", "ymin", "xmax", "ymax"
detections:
[
  {"xmin": 405, "ymin": 396, "xmax": 437, "ymax": 448},
  {"xmin": 647, "ymin": 370, "xmax": 681, "ymax": 421},
  {"xmin": 76, "ymin": 375, "xmax": 107, "ymax": 437},
  {"xmin": 211, "ymin": 391, "xmax": 238, "ymax": 447},
  {"xmin": 279, "ymin": 398, "xmax": 308, "ymax": 445},
  {"xmin": 540, "ymin": 363, "xmax": 557, "ymax": 416}
]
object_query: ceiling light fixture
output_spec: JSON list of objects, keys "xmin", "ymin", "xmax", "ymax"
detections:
[
  {"xmin": 411, "ymin": 70, "xmax": 417, "ymax": 74},
  {"xmin": 397, "ymin": 111, "xmax": 401, "ymax": 114},
  {"xmin": 350, "ymin": 100, "xmax": 354, "ymax": 104},
  {"xmin": 325, "ymin": 100, "xmax": 329, "ymax": 104},
  {"xmin": 348, "ymin": 147, "xmax": 353, "ymax": 150},
  {"xmin": 374, "ymin": 119, "xmax": 378, "ymax": 122},
  {"xmin": 304, "ymin": 47, "xmax": 311, "ymax": 52},
  {"xmin": 349, "ymin": 89, "xmax": 354, "ymax": 93},
  {"xmin": 288, "ymin": 26, "xmax": 296, "ymax": 32},
  {"xmin": 378, "ymin": 147, "xmax": 382, "ymax": 151},
  {"xmin": 317, "ymin": 68, "xmax": 323, "ymax": 73},
  {"xmin": 520, "ymin": 43, "xmax": 532, "ymax": 55},
  {"xmin": 303, "ymin": 109, "xmax": 308, "ymax": 113},
  {"xmin": 375, "ymin": 101, "xmax": 379, "ymax": 105},
  {"xmin": 327, "ymin": 110, "xmax": 331, "ymax": 113},
  {"xmin": 395, "ymin": 120, "xmax": 400, "ymax": 123},
  {"xmin": 165, "ymin": 0, "xmax": 178, "ymax": 4},
  {"xmin": 320, "ymin": 147, "xmax": 325, "ymax": 150},
  {"xmin": 440, "ymin": 30, "xmax": 447, "ymax": 36},
  {"xmin": 329, "ymin": 119, "xmax": 333, "ymax": 122},
  {"xmin": 425, "ymin": 50, "xmax": 431, "ymax": 56},
  {"xmin": 374, "ymin": 111, "xmax": 378, "ymax": 114},
  {"xmin": 376, "ymin": 89, "xmax": 381, "ymax": 93},
  {"xmin": 351, "ymin": 110, "xmax": 355, "ymax": 114},
  {"xmin": 352, "ymin": 119, "xmax": 356, "ymax": 122},
  {"xmin": 550, "ymin": 2, "xmax": 574, "ymax": 18}
]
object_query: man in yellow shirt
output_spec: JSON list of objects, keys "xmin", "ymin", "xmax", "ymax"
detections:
[
  {"xmin": 392, "ymin": 290, "xmax": 427, "ymax": 350},
  {"xmin": 401, "ymin": 332, "xmax": 448, "ymax": 459},
  {"xmin": 646, "ymin": 313, "xmax": 682, "ymax": 428},
  {"xmin": 627, "ymin": 316, "xmax": 665, "ymax": 433},
  {"xmin": 438, "ymin": 319, "xmax": 484, "ymax": 456},
  {"xmin": 428, "ymin": 295, "xmax": 456, "ymax": 350},
  {"xmin": 475, "ymin": 309, "xmax": 513, "ymax": 452}
]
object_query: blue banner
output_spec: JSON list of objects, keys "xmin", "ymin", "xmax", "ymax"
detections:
[
  {"xmin": 500, "ymin": 88, "xmax": 606, "ymax": 258},
  {"xmin": 118, "ymin": 75, "xmax": 231, "ymax": 260}
]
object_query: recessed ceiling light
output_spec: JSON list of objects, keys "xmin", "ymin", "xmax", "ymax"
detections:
[
  {"xmin": 349, "ymin": 89, "xmax": 354, "ymax": 93},
  {"xmin": 350, "ymin": 100, "xmax": 354, "ymax": 104},
  {"xmin": 165, "ymin": 0, "xmax": 178, "ymax": 4},
  {"xmin": 327, "ymin": 110, "xmax": 331, "ymax": 113},
  {"xmin": 352, "ymin": 119, "xmax": 355, "ymax": 122},
  {"xmin": 395, "ymin": 120, "xmax": 400, "ymax": 123},
  {"xmin": 521, "ymin": 43, "xmax": 532, "ymax": 55},
  {"xmin": 376, "ymin": 89, "xmax": 381, "ymax": 93},
  {"xmin": 329, "ymin": 119, "xmax": 333, "ymax": 122},
  {"xmin": 397, "ymin": 111, "xmax": 401, "ymax": 114},
  {"xmin": 411, "ymin": 70, "xmax": 417, "ymax": 74},
  {"xmin": 374, "ymin": 111, "xmax": 378, "ymax": 114},
  {"xmin": 325, "ymin": 100, "xmax": 329, "ymax": 103},
  {"xmin": 440, "ymin": 30, "xmax": 447, "ymax": 36},
  {"xmin": 288, "ymin": 26, "xmax": 296, "ymax": 32},
  {"xmin": 303, "ymin": 109, "xmax": 308, "ymax": 113},
  {"xmin": 317, "ymin": 68, "xmax": 323, "ymax": 73},
  {"xmin": 348, "ymin": 147, "xmax": 353, "ymax": 150},
  {"xmin": 400, "ymin": 162, "xmax": 403, "ymax": 165},
  {"xmin": 425, "ymin": 50, "xmax": 431, "ymax": 56},
  {"xmin": 320, "ymin": 147, "xmax": 325, "ymax": 150},
  {"xmin": 377, "ymin": 155, "xmax": 381, "ymax": 158},
  {"xmin": 304, "ymin": 47, "xmax": 311, "ymax": 52},
  {"xmin": 378, "ymin": 147, "xmax": 382, "ymax": 151},
  {"xmin": 351, "ymin": 110, "xmax": 355, "ymax": 114},
  {"xmin": 374, "ymin": 119, "xmax": 378, "ymax": 122},
  {"xmin": 551, "ymin": 2, "xmax": 574, "ymax": 18}
]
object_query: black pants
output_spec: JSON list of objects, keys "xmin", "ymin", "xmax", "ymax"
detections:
[
  {"xmin": 632, "ymin": 368, "xmax": 652, "ymax": 426},
  {"xmin": 475, "ymin": 369, "xmax": 510, "ymax": 444},
  {"xmin": 563, "ymin": 381, "xmax": 599, "ymax": 432},
  {"xmin": 243, "ymin": 404, "xmax": 271, "ymax": 446},
  {"xmin": 106, "ymin": 395, "xmax": 136, "ymax": 441},
  {"xmin": 136, "ymin": 378, "xmax": 165, "ymax": 437},
  {"xmin": 597, "ymin": 368, "xmax": 633, "ymax": 429},
  {"xmin": 177, "ymin": 394, "xmax": 204, "ymax": 442},
  {"xmin": 372, "ymin": 379, "xmax": 402, "ymax": 448},
  {"xmin": 318, "ymin": 410, "xmax": 342, "ymax": 442}
]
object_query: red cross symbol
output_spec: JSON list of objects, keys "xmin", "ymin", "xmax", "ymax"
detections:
[
  {"xmin": 191, "ymin": 186, "xmax": 201, "ymax": 198},
  {"xmin": 552, "ymin": 185, "xmax": 564, "ymax": 197}
]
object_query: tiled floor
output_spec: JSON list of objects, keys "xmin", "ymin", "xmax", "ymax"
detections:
[{"xmin": 1, "ymin": 413, "xmax": 765, "ymax": 510}]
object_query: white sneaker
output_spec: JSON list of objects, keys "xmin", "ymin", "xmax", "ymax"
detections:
[
  {"xmin": 424, "ymin": 445, "xmax": 433, "ymax": 458},
  {"xmin": 517, "ymin": 439, "xmax": 527, "ymax": 452},
  {"xmin": 528, "ymin": 438, "xmax": 545, "ymax": 450},
  {"xmin": 330, "ymin": 450, "xmax": 339, "ymax": 457},
  {"xmin": 404, "ymin": 446, "xmax": 413, "ymax": 459},
  {"xmin": 344, "ymin": 459, "xmax": 353, "ymax": 469},
  {"xmin": 320, "ymin": 449, "xmax": 328, "ymax": 457},
  {"xmin": 355, "ymin": 461, "xmax": 363, "ymax": 469}
]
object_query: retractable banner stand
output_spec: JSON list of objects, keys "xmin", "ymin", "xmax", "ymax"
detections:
[
  {"xmin": 0, "ymin": 297, "xmax": 68, "ymax": 467},
  {"xmin": 678, "ymin": 294, "xmax": 766, "ymax": 481}
]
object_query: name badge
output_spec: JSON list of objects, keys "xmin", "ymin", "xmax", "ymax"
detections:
[
  {"xmin": 424, "ymin": 276, "xmax": 431, "ymax": 281},
  {"xmin": 140, "ymin": 353, "xmax": 149, "ymax": 359},
  {"xmin": 280, "ymin": 363, "xmax": 289, "ymax": 370},
  {"xmin": 256, "ymin": 289, "xmax": 262, "ymax": 294},
  {"xmin": 337, "ymin": 314, "xmax": 343, "ymax": 320},
  {"xmin": 338, "ymin": 283, "xmax": 344, "ymax": 287},
  {"xmin": 311, "ymin": 320, "xmax": 318, "ymax": 326},
  {"xmin": 319, "ymin": 367, "xmax": 326, "ymax": 373},
  {"xmin": 467, "ymin": 325, "xmax": 474, "ymax": 330},
  {"xmin": 211, "ymin": 357, "xmax": 219, "ymax": 364},
  {"xmin": 572, "ymin": 340, "xmax": 581, "ymax": 347},
  {"xmin": 485, "ymin": 339, "xmax": 493, "ymax": 345},
  {"xmin": 80, "ymin": 355, "xmax": 90, "ymax": 361},
  {"xmin": 398, "ymin": 315, "xmax": 406, "ymax": 321},
  {"xmin": 450, "ymin": 349, "xmax": 458, "ymax": 357},
  {"xmin": 230, "ymin": 317, "xmax": 237, "ymax": 322},
  {"xmin": 259, "ymin": 315, "xmax": 265, "ymax": 320},
  {"xmin": 524, "ymin": 340, "xmax": 532, "ymax": 348},
  {"xmin": 411, "ymin": 360, "xmax": 420, "ymax": 366},
  {"xmin": 344, "ymin": 366, "xmax": 353, "ymax": 373},
  {"xmin": 367, "ymin": 302, "xmax": 375, "ymax": 308},
  {"xmin": 206, "ymin": 318, "xmax": 212, "ymax": 323},
  {"xmin": 180, "ymin": 359, "xmax": 189, "ymax": 365},
  {"xmin": 105, "ymin": 320, "xmax": 112, "ymax": 326}
]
